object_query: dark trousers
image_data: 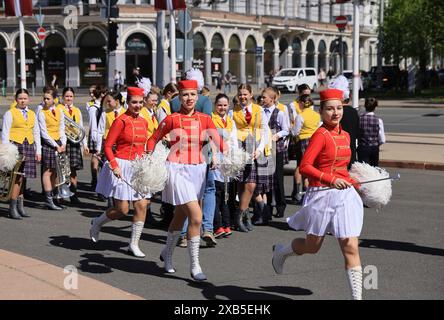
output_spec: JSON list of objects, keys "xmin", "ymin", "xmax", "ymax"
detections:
[
  {"xmin": 267, "ymin": 151, "xmax": 286, "ymax": 209},
  {"xmin": 357, "ymin": 145, "xmax": 380, "ymax": 167},
  {"xmin": 213, "ymin": 181, "xmax": 231, "ymax": 229}
]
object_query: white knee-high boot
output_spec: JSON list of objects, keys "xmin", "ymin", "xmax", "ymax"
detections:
[
  {"xmin": 188, "ymin": 236, "xmax": 207, "ymax": 281},
  {"xmin": 160, "ymin": 231, "xmax": 181, "ymax": 273},
  {"xmin": 272, "ymin": 242, "xmax": 296, "ymax": 274},
  {"xmin": 346, "ymin": 266, "xmax": 363, "ymax": 300},
  {"xmin": 90, "ymin": 212, "xmax": 112, "ymax": 243},
  {"xmin": 127, "ymin": 221, "xmax": 146, "ymax": 258}
]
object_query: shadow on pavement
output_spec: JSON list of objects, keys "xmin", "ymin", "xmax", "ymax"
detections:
[
  {"xmin": 187, "ymin": 281, "xmax": 312, "ymax": 300},
  {"xmin": 359, "ymin": 239, "xmax": 444, "ymax": 257},
  {"xmin": 49, "ymin": 235, "xmax": 128, "ymax": 253}
]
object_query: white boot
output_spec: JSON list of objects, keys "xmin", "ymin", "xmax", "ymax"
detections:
[
  {"xmin": 346, "ymin": 266, "xmax": 363, "ymax": 300},
  {"xmin": 90, "ymin": 213, "xmax": 112, "ymax": 243},
  {"xmin": 272, "ymin": 243, "xmax": 296, "ymax": 274},
  {"xmin": 160, "ymin": 231, "xmax": 181, "ymax": 273},
  {"xmin": 127, "ymin": 221, "xmax": 146, "ymax": 258},
  {"xmin": 188, "ymin": 236, "xmax": 207, "ymax": 281}
]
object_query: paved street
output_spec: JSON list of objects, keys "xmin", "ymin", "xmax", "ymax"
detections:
[{"xmin": 0, "ymin": 163, "xmax": 443, "ymax": 300}]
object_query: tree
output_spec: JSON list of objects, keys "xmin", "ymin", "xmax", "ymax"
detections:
[{"xmin": 382, "ymin": 0, "xmax": 444, "ymax": 72}]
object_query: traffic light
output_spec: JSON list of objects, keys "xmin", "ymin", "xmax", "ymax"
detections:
[
  {"xmin": 33, "ymin": 44, "xmax": 43, "ymax": 62},
  {"xmin": 108, "ymin": 21, "xmax": 118, "ymax": 51}
]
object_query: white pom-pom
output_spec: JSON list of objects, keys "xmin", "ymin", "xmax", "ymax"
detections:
[
  {"xmin": 349, "ymin": 162, "xmax": 392, "ymax": 208},
  {"xmin": 130, "ymin": 142, "xmax": 169, "ymax": 195},
  {"xmin": 0, "ymin": 143, "xmax": 20, "ymax": 172},
  {"xmin": 185, "ymin": 68, "xmax": 205, "ymax": 91},
  {"xmin": 219, "ymin": 148, "xmax": 251, "ymax": 180},
  {"xmin": 137, "ymin": 77, "xmax": 152, "ymax": 97}
]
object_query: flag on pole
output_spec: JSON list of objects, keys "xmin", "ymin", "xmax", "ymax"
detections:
[
  {"xmin": 155, "ymin": 0, "xmax": 186, "ymax": 11},
  {"xmin": 5, "ymin": 0, "xmax": 33, "ymax": 17}
]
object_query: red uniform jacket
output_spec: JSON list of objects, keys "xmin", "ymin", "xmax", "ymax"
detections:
[
  {"xmin": 147, "ymin": 109, "xmax": 227, "ymax": 164},
  {"xmin": 105, "ymin": 112, "xmax": 149, "ymax": 170},
  {"xmin": 300, "ymin": 124, "xmax": 358, "ymax": 187}
]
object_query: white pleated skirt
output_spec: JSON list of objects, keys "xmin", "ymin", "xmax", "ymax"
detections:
[
  {"xmin": 162, "ymin": 161, "xmax": 207, "ymax": 205},
  {"xmin": 96, "ymin": 158, "xmax": 151, "ymax": 201},
  {"xmin": 287, "ymin": 187, "xmax": 364, "ymax": 238}
]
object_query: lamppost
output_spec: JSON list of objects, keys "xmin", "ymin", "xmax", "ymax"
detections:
[{"xmin": 376, "ymin": 0, "xmax": 384, "ymax": 89}]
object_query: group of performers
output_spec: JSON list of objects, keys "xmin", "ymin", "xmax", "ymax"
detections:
[{"xmin": 1, "ymin": 77, "xmax": 373, "ymax": 299}]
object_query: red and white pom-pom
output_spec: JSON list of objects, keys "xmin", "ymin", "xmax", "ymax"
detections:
[
  {"xmin": 131, "ymin": 142, "xmax": 169, "ymax": 195},
  {"xmin": 137, "ymin": 77, "xmax": 152, "ymax": 97},
  {"xmin": 350, "ymin": 162, "xmax": 392, "ymax": 209},
  {"xmin": 219, "ymin": 148, "xmax": 251, "ymax": 180},
  {"xmin": 0, "ymin": 143, "xmax": 20, "ymax": 172}
]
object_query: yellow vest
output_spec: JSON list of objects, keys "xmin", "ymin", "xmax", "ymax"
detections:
[
  {"xmin": 42, "ymin": 107, "xmax": 62, "ymax": 140},
  {"xmin": 277, "ymin": 102, "xmax": 286, "ymax": 113},
  {"xmin": 140, "ymin": 108, "xmax": 159, "ymax": 139},
  {"xmin": 9, "ymin": 107, "xmax": 36, "ymax": 144},
  {"xmin": 293, "ymin": 100, "xmax": 302, "ymax": 114},
  {"xmin": 211, "ymin": 112, "xmax": 233, "ymax": 132},
  {"xmin": 298, "ymin": 108, "xmax": 321, "ymax": 140},
  {"xmin": 9, "ymin": 101, "xmax": 17, "ymax": 109},
  {"xmin": 158, "ymin": 99, "xmax": 171, "ymax": 115},
  {"xmin": 104, "ymin": 108, "xmax": 126, "ymax": 139},
  {"xmin": 62, "ymin": 105, "xmax": 81, "ymax": 124}
]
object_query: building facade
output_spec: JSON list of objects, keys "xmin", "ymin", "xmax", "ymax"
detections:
[{"xmin": 0, "ymin": 0, "xmax": 380, "ymax": 89}]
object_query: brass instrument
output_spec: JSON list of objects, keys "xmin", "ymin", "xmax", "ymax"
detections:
[
  {"xmin": 54, "ymin": 151, "xmax": 74, "ymax": 199},
  {"xmin": 0, "ymin": 156, "xmax": 24, "ymax": 202},
  {"xmin": 64, "ymin": 114, "xmax": 86, "ymax": 144}
]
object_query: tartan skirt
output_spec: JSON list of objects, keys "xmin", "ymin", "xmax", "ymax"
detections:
[
  {"xmin": 300, "ymin": 138, "xmax": 311, "ymax": 155},
  {"xmin": 88, "ymin": 134, "xmax": 98, "ymax": 154},
  {"xmin": 41, "ymin": 139, "xmax": 62, "ymax": 169},
  {"xmin": 14, "ymin": 139, "xmax": 37, "ymax": 179},
  {"xmin": 66, "ymin": 141, "xmax": 83, "ymax": 170},
  {"xmin": 254, "ymin": 156, "xmax": 273, "ymax": 194}
]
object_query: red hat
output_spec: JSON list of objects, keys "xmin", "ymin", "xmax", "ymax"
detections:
[
  {"xmin": 319, "ymin": 89, "xmax": 344, "ymax": 102},
  {"xmin": 178, "ymin": 80, "xmax": 198, "ymax": 91},
  {"xmin": 127, "ymin": 87, "xmax": 144, "ymax": 97}
]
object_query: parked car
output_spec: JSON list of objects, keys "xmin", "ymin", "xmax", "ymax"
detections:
[
  {"xmin": 341, "ymin": 70, "xmax": 369, "ymax": 91},
  {"xmin": 369, "ymin": 65, "xmax": 401, "ymax": 89},
  {"xmin": 272, "ymin": 68, "xmax": 318, "ymax": 93},
  {"xmin": 438, "ymin": 68, "xmax": 444, "ymax": 85}
]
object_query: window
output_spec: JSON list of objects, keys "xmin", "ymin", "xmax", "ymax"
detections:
[{"xmin": 306, "ymin": 69, "xmax": 316, "ymax": 76}]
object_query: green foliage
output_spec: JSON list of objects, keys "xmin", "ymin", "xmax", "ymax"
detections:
[{"xmin": 382, "ymin": 0, "xmax": 444, "ymax": 70}]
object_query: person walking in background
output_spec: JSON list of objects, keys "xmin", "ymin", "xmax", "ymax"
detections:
[
  {"xmin": 272, "ymin": 88, "xmax": 365, "ymax": 300},
  {"xmin": 1, "ymin": 89, "xmax": 41, "ymax": 219},
  {"xmin": 357, "ymin": 97, "xmax": 385, "ymax": 166},
  {"xmin": 224, "ymin": 71, "xmax": 232, "ymax": 94},
  {"xmin": 318, "ymin": 68, "xmax": 326, "ymax": 87}
]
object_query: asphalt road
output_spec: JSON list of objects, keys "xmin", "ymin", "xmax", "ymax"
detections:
[{"xmin": 0, "ymin": 165, "xmax": 443, "ymax": 300}]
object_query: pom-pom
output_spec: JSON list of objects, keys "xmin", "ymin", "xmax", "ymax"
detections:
[
  {"xmin": 349, "ymin": 162, "xmax": 392, "ymax": 209},
  {"xmin": 219, "ymin": 148, "xmax": 251, "ymax": 180},
  {"xmin": 0, "ymin": 143, "xmax": 20, "ymax": 172},
  {"xmin": 137, "ymin": 77, "xmax": 152, "ymax": 97},
  {"xmin": 130, "ymin": 142, "xmax": 169, "ymax": 195},
  {"xmin": 185, "ymin": 68, "xmax": 204, "ymax": 91}
]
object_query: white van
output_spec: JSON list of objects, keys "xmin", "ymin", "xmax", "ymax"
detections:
[{"xmin": 272, "ymin": 68, "xmax": 318, "ymax": 93}]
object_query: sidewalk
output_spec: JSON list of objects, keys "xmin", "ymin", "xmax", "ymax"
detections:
[{"xmin": 0, "ymin": 250, "xmax": 143, "ymax": 300}]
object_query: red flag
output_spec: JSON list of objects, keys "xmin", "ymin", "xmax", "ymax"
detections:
[
  {"xmin": 5, "ymin": 0, "xmax": 33, "ymax": 17},
  {"xmin": 155, "ymin": 0, "xmax": 186, "ymax": 11}
]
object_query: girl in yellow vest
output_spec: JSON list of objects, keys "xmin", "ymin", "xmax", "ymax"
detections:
[
  {"xmin": 228, "ymin": 84, "xmax": 270, "ymax": 233},
  {"xmin": 156, "ymin": 82, "xmax": 178, "ymax": 123},
  {"xmin": 291, "ymin": 94, "xmax": 321, "ymax": 203},
  {"xmin": 97, "ymin": 91, "xmax": 126, "ymax": 155},
  {"xmin": 61, "ymin": 87, "xmax": 89, "ymax": 204},
  {"xmin": 140, "ymin": 91, "xmax": 159, "ymax": 140},
  {"xmin": 211, "ymin": 93, "xmax": 238, "ymax": 239},
  {"xmin": 1, "ymin": 89, "xmax": 41, "ymax": 219},
  {"xmin": 38, "ymin": 87, "xmax": 67, "ymax": 210}
]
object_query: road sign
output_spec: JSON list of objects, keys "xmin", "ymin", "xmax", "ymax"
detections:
[
  {"xmin": 178, "ymin": 9, "xmax": 192, "ymax": 34},
  {"xmin": 335, "ymin": 15, "xmax": 348, "ymax": 30},
  {"xmin": 37, "ymin": 27, "xmax": 46, "ymax": 41}
]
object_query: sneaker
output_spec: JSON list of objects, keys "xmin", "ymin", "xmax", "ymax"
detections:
[
  {"xmin": 223, "ymin": 227, "xmax": 232, "ymax": 237},
  {"xmin": 177, "ymin": 237, "xmax": 187, "ymax": 248},
  {"xmin": 202, "ymin": 231, "xmax": 217, "ymax": 246},
  {"xmin": 214, "ymin": 227, "xmax": 226, "ymax": 238},
  {"xmin": 272, "ymin": 244, "xmax": 287, "ymax": 275}
]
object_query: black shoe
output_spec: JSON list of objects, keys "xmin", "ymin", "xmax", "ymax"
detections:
[
  {"xmin": 9, "ymin": 200, "xmax": 23, "ymax": 220},
  {"xmin": 275, "ymin": 205, "xmax": 286, "ymax": 218},
  {"xmin": 70, "ymin": 195, "xmax": 81, "ymax": 204},
  {"xmin": 97, "ymin": 194, "xmax": 106, "ymax": 202}
]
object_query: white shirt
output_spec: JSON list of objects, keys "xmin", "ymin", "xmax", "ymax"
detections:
[
  {"xmin": 88, "ymin": 101, "xmax": 101, "ymax": 145},
  {"xmin": 1, "ymin": 107, "xmax": 42, "ymax": 155},
  {"xmin": 262, "ymin": 105, "xmax": 289, "ymax": 139},
  {"xmin": 38, "ymin": 106, "xmax": 66, "ymax": 147}
]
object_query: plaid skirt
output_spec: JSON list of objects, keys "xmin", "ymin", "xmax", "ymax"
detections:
[
  {"xmin": 14, "ymin": 139, "xmax": 37, "ymax": 178},
  {"xmin": 88, "ymin": 134, "xmax": 98, "ymax": 154},
  {"xmin": 66, "ymin": 141, "xmax": 83, "ymax": 170},
  {"xmin": 41, "ymin": 139, "xmax": 62, "ymax": 169},
  {"xmin": 300, "ymin": 138, "xmax": 311, "ymax": 155}
]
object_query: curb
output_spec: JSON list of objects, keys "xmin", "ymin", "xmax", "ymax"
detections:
[{"xmin": 379, "ymin": 160, "xmax": 444, "ymax": 171}]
